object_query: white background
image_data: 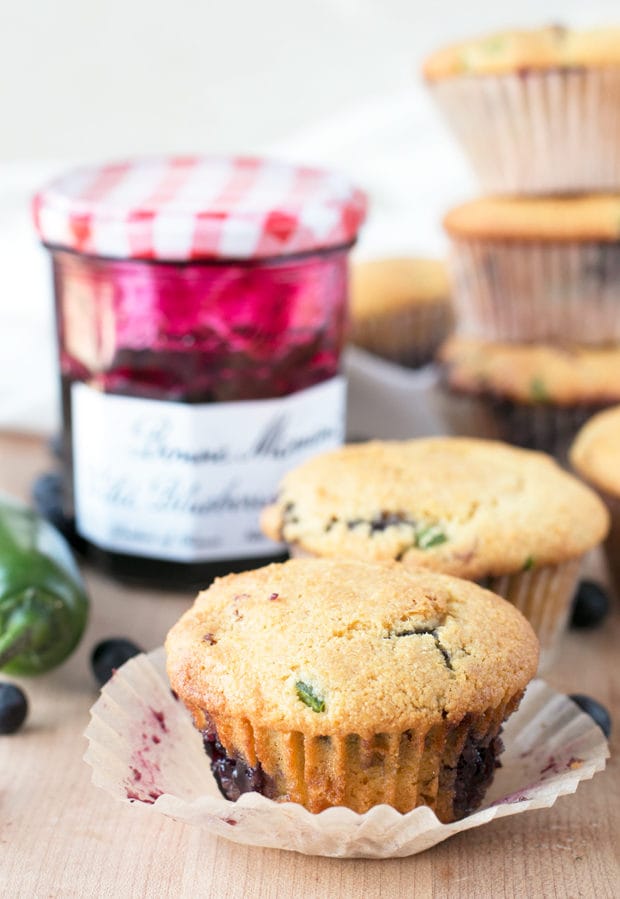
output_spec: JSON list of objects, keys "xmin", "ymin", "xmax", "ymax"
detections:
[
  {"xmin": 1, "ymin": 1, "xmax": 618, "ymax": 430},
  {"xmin": 3, "ymin": 1, "xmax": 617, "ymax": 161}
]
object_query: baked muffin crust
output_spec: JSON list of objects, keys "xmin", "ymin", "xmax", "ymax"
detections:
[
  {"xmin": 444, "ymin": 195, "xmax": 620, "ymax": 242},
  {"xmin": 166, "ymin": 558, "xmax": 538, "ymax": 736},
  {"xmin": 261, "ymin": 438, "xmax": 608, "ymax": 579},
  {"xmin": 423, "ymin": 25, "xmax": 620, "ymax": 81}
]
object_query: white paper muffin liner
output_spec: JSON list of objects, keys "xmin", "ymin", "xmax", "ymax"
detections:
[
  {"xmin": 485, "ymin": 559, "xmax": 582, "ymax": 673},
  {"xmin": 430, "ymin": 68, "xmax": 620, "ymax": 195},
  {"xmin": 84, "ymin": 648, "xmax": 608, "ymax": 859},
  {"xmin": 449, "ymin": 240, "xmax": 620, "ymax": 344}
]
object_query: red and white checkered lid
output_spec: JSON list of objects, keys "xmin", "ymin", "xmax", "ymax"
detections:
[{"xmin": 33, "ymin": 156, "xmax": 367, "ymax": 261}]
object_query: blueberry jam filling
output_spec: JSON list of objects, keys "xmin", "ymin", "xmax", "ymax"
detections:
[
  {"xmin": 202, "ymin": 730, "xmax": 276, "ymax": 801},
  {"xmin": 320, "ymin": 510, "xmax": 449, "ymax": 550},
  {"xmin": 280, "ymin": 504, "xmax": 450, "ymax": 554},
  {"xmin": 202, "ymin": 723, "xmax": 502, "ymax": 815},
  {"xmin": 347, "ymin": 511, "xmax": 415, "ymax": 532},
  {"xmin": 451, "ymin": 732, "xmax": 503, "ymax": 819}
]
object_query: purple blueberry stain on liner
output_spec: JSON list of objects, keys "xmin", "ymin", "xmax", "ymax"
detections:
[
  {"xmin": 540, "ymin": 756, "xmax": 584, "ymax": 778},
  {"xmin": 152, "ymin": 709, "xmax": 168, "ymax": 733},
  {"xmin": 124, "ymin": 708, "xmax": 172, "ymax": 804}
]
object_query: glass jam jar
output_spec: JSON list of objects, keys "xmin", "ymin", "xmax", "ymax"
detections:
[{"xmin": 33, "ymin": 157, "xmax": 366, "ymax": 588}]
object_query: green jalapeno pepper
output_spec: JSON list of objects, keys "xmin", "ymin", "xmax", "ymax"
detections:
[{"xmin": 0, "ymin": 498, "xmax": 89, "ymax": 675}]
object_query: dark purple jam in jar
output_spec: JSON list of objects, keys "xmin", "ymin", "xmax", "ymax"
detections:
[{"xmin": 33, "ymin": 157, "xmax": 366, "ymax": 587}]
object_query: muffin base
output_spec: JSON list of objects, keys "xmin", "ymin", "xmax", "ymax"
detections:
[
  {"xmin": 430, "ymin": 68, "xmax": 620, "ymax": 195},
  {"xmin": 484, "ymin": 559, "xmax": 582, "ymax": 672},
  {"xmin": 195, "ymin": 695, "xmax": 521, "ymax": 823},
  {"xmin": 350, "ymin": 300, "xmax": 453, "ymax": 368},
  {"xmin": 449, "ymin": 239, "xmax": 620, "ymax": 344},
  {"xmin": 439, "ymin": 386, "xmax": 607, "ymax": 465}
]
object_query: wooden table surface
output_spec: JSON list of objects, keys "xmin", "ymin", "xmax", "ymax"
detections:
[{"xmin": 0, "ymin": 431, "xmax": 618, "ymax": 899}]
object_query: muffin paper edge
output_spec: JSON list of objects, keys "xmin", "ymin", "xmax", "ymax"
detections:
[{"xmin": 83, "ymin": 648, "xmax": 609, "ymax": 859}]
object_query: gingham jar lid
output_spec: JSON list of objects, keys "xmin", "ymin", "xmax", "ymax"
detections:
[{"xmin": 33, "ymin": 156, "xmax": 367, "ymax": 261}]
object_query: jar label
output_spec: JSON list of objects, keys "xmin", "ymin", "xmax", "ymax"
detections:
[{"xmin": 71, "ymin": 377, "xmax": 345, "ymax": 561}]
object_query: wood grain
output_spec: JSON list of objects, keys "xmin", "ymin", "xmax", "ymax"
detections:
[{"xmin": 0, "ymin": 432, "xmax": 618, "ymax": 899}]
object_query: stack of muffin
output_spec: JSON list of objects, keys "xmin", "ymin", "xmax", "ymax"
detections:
[{"xmin": 422, "ymin": 25, "xmax": 620, "ymax": 461}]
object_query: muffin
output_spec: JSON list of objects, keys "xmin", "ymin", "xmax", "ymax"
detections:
[
  {"xmin": 349, "ymin": 257, "xmax": 453, "ymax": 366},
  {"xmin": 444, "ymin": 196, "xmax": 620, "ymax": 344},
  {"xmin": 439, "ymin": 336, "xmax": 620, "ymax": 461},
  {"xmin": 571, "ymin": 405, "xmax": 620, "ymax": 593},
  {"xmin": 261, "ymin": 438, "xmax": 608, "ymax": 667},
  {"xmin": 165, "ymin": 558, "xmax": 538, "ymax": 821},
  {"xmin": 423, "ymin": 25, "xmax": 620, "ymax": 195}
]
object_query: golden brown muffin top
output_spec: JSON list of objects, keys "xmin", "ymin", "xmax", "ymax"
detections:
[
  {"xmin": 261, "ymin": 438, "xmax": 608, "ymax": 579},
  {"xmin": 571, "ymin": 405, "xmax": 620, "ymax": 497},
  {"xmin": 440, "ymin": 336, "xmax": 620, "ymax": 406},
  {"xmin": 443, "ymin": 195, "xmax": 620, "ymax": 242},
  {"xmin": 165, "ymin": 558, "xmax": 538, "ymax": 736},
  {"xmin": 423, "ymin": 25, "xmax": 620, "ymax": 81},
  {"xmin": 350, "ymin": 257, "xmax": 450, "ymax": 320}
]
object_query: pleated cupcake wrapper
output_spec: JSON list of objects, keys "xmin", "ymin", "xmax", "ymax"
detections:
[
  {"xmin": 430, "ymin": 68, "xmax": 620, "ymax": 195},
  {"xmin": 199, "ymin": 698, "xmax": 514, "ymax": 821},
  {"xmin": 438, "ymin": 385, "xmax": 606, "ymax": 465},
  {"xmin": 350, "ymin": 301, "xmax": 453, "ymax": 368},
  {"xmin": 486, "ymin": 559, "xmax": 582, "ymax": 673},
  {"xmin": 84, "ymin": 648, "xmax": 608, "ymax": 858},
  {"xmin": 449, "ymin": 240, "xmax": 620, "ymax": 344}
]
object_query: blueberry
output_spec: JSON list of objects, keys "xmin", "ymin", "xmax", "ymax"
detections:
[
  {"xmin": 0, "ymin": 683, "xmax": 28, "ymax": 734},
  {"xmin": 569, "ymin": 694, "xmax": 611, "ymax": 739},
  {"xmin": 91, "ymin": 638, "xmax": 143, "ymax": 686},
  {"xmin": 570, "ymin": 580, "xmax": 610, "ymax": 629},
  {"xmin": 31, "ymin": 472, "xmax": 86, "ymax": 552}
]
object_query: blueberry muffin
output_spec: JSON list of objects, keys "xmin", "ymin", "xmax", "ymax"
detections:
[
  {"xmin": 349, "ymin": 257, "xmax": 453, "ymax": 367},
  {"xmin": 439, "ymin": 336, "xmax": 620, "ymax": 462},
  {"xmin": 261, "ymin": 438, "xmax": 608, "ymax": 668},
  {"xmin": 165, "ymin": 558, "xmax": 538, "ymax": 821},
  {"xmin": 424, "ymin": 25, "xmax": 620, "ymax": 194},
  {"xmin": 571, "ymin": 405, "xmax": 620, "ymax": 594},
  {"xmin": 444, "ymin": 196, "xmax": 620, "ymax": 345}
]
